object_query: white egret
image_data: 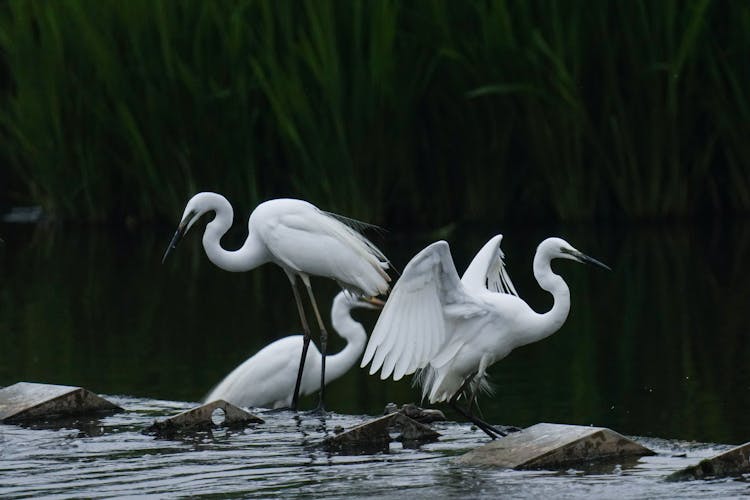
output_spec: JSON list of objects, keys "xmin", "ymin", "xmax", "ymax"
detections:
[
  {"xmin": 361, "ymin": 235, "xmax": 609, "ymax": 438},
  {"xmin": 163, "ymin": 193, "xmax": 391, "ymax": 411},
  {"xmin": 204, "ymin": 292, "xmax": 383, "ymax": 408}
]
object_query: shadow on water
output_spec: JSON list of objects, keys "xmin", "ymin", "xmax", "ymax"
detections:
[{"xmin": 1, "ymin": 219, "xmax": 749, "ymax": 445}]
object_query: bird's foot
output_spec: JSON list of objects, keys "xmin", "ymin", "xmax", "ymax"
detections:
[
  {"xmin": 470, "ymin": 419, "xmax": 507, "ymax": 439},
  {"xmin": 308, "ymin": 404, "xmax": 328, "ymax": 417},
  {"xmin": 486, "ymin": 424, "xmax": 507, "ymax": 439}
]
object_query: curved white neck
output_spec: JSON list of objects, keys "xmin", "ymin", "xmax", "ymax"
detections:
[
  {"xmin": 324, "ymin": 302, "xmax": 368, "ymax": 384},
  {"xmin": 529, "ymin": 250, "xmax": 571, "ymax": 343},
  {"xmin": 200, "ymin": 196, "xmax": 269, "ymax": 272}
]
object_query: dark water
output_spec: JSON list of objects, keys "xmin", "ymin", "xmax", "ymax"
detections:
[
  {"xmin": 0, "ymin": 397, "xmax": 744, "ymax": 498},
  {"xmin": 1, "ymin": 219, "xmax": 749, "ymax": 496}
]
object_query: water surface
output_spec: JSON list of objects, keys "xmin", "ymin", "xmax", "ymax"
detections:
[
  {"xmin": 1, "ymin": 220, "xmax": 749, "ymax": 496},
  {"xmin": 0, "ymin": 397, "xmax": 745, "ymax": 498}
]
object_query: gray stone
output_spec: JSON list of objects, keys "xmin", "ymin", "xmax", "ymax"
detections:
[
  {"xmin": 666, "ymin": 441, "xmax": 750, "ymax": 481},
  {"xmin": 145, "ymin": 399, "xmax": 263, "ymax": 437},
  {"xmin": 323, "ymin": 413, "xmax": 441, "ymax": 454},
  {"xmin": 456, "ymin": 422, "xmax": 655, "ymax": 469},
  {"xmin": 383, "ymin": 402, "xmax": 447, "ymax": 424},
  {"xmin": 0, "ymin": 382, "xmax": 122, "ymax": 423}
]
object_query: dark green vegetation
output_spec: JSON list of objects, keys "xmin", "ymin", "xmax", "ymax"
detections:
[
  {"xmin": 2, "ymin": 221, "xmax": 749, "ymax": 444},
  {"xmin": 0, "ymin": 1, "xmax": 748, "ymax": 226}
]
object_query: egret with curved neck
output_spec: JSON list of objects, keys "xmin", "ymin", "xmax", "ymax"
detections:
[
  {"xmin": 163, "ymin": 192, "xmax": 391, "ymax": 411},
  {"xmin": 361, "ymin": 235, "xmax": 609, "ymax": 439},
  {"xmin": 204, "ymin": 292, "xmax": 383, "ymax": 409}
]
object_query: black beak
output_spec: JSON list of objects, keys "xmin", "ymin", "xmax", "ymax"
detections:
[
  {"xmin": 162, "ymin": 217, "xmax": 190, "ymax": 264},
  {"xmin": 576, "ymin": 251, "xmax": 611, "ymax": 271}
]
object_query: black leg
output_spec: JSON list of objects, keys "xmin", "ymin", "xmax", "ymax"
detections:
[
  {"xmin": 448, "ymin": 374, "xmax": 507, "ymax": 439},
  {"xmin": 289, "ymin": 278, "xmax": 312, "ymax": 411},
  {"xmin": 303, "ymin": 279, "xmax": 328, "ymax": 414},
  {"xmin": 450, "ymin": 401, "xmax": 503, "ymax": 439}
]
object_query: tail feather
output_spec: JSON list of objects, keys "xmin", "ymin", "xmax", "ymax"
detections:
[
  {"xmin": 319, "ymin": 209, "xmax": 392, "ymax": 295},
  {"xmin": 415, "ymin": 366, "xmax": 494, "ymax": 404}
]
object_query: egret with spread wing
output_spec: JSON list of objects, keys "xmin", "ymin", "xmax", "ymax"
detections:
[
  {"xmin": 361, "ymin": 235, "xmax": 609, "ymax": 438},
  {"xmin": 163, "ymin": 193, "xmax": 391, "ymax": 411},
  {"xmin": 204, "ymin": 292, "xmax": 383, "ymax": 409}
]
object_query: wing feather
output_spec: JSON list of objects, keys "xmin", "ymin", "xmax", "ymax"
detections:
[
  {"xmin": 424, "ymin": 292, "xmax": 442, "ymax": 364},
  {"xmin": 393, "ymin": 294, "xmax": 419, "ymax": 380},
  {"xmin": 373, "ymin": 295, "xmax": 409, "ymax": 378},
  {"xmin": 362, "ymin": 240, "xmax": 472, "ymax": 379},
  {"xmin": 318, "ymin": 209, "xmax": 390, "ymax": 265},
  {"xmin": 461, "ymin": 234, "xmax": 518, "ymax": 296},
  {"xmin": 264, "ymin": 204, "xmax": 391, "ymax": 296},
  {"xmin": 414, "ymin": 295, "xmax": 433, "ymax": 370},
  {"xmin": 430, "ymin": 338, "xmax": 465, "ymax": 369}
]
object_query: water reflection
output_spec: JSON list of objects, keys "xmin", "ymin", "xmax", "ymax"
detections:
[
  {"xmin": 0, "ymin": 220, "xmax": 748, "ymax": 444},
  {"xmin": 16, "ymin": 416, "xmax": 108, "ymax": 438}
]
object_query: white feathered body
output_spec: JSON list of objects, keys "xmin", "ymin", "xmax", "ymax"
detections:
[
  {"xmin": 247, "ymin": 199, "xmax": 390, "ymax": 297},
  {"xmin": 362, "ymin": 236, "xmax": 573, "ymax": 404},
  {"xmin": 421, "ymin": 290, "xmax": 542, "ymax": 402},
  {"xmin": 204, "ymin": 292, "xmax": 369, "ymax": 408},
  {"xmin": 204, "ymin": 335, "xmax": 324, "ymax": 409}
]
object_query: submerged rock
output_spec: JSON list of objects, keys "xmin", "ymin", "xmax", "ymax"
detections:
[
  {"xmin": 383, "ymin": 402, "xmax": 447, "ymax": 424},
  {"xmin": 322, "ymin": 413, "xmax": 441, "ymax": 454},
  {"xmin": 0, "ymin": 382, "xmax": 122, "ymax": 424},
  {"xmin": 666, "ymin": 441, "xmax": 750, "ymax": 481},
  {"xmin": 456, "ymin": 422, "xmax": 655, "ymax": 469},
  {"xmin": 145, "ymin": 399, "xmax": 263, "ymax": 438}
]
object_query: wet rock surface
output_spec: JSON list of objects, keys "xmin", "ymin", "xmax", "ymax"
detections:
[
  {"xmin": 456, "ymin": 422, "xmax": 655, "ymax": 469},
  {"xmin": 2, "ymin": 393, "xmax": 747, "ymax": 497},
  {"xmin": 0, "ymin": 382, "xmax": 122, "ymax": 423},
  {"xmin": 322, "ymin": 412, "xmax": 441, "ymax": 454},
  {"xmin": 666, "ymin": 441, "xmax": 750, "ymax": 481},
  {"xmin": 145, "ymin": 399, "xmax": 264, "ymax": 438},
  {"xmin": 383, "ymin": 402, "xmax": 447, "ymax": 424}
]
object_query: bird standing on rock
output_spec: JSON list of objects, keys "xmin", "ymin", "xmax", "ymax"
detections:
[
  {"xmin": 163, "ymin": 193, "xmax": 391, "ymax": 411},
  {"xmin": 361, "ymin": 235, "xmax": 609, "ymax": 438}
]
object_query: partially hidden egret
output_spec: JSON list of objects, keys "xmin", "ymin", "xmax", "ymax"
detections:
[
  {"xmin": 361, "ymin": 235, "xmax": 609, "ymax": 438},
  {"xmin": 163, "ymin": 193, "xmax": 391, "ymax": 411},
  {"xmin": 204, "ymin": 292, "xmax": 383, "ymax": 408}
]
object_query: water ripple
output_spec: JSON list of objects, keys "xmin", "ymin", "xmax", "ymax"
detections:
[{"xmin": 0, "ymin": 397, "xmax": 746, "ymax": 498}]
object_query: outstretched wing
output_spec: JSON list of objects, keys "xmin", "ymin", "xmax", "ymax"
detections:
[
  {"xmin": 361, "ymin": 241, "xmax": 483, "ymax": 381},
  {"xmin": 461, "ymin": 234, "xmax": 518, "ymax": 296}
]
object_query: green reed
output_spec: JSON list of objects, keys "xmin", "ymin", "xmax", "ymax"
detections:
[{"xmin": 0, "ymin": 0, "xmax": 747, "ymax": 226}]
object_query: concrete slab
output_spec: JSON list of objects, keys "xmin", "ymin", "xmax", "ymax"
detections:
[
  {"xmin": 0, "ymin": 382, "xmax": 122, "ymax": 423},
  {"xmin": 322, "ymin": 413, "xmax": 441, "ymax": 454},
  {"xmin": 456, "ymin": 422, "xmax": 655, "ymax": 469},
  {"xmin": 145, "ymin": 399, "xmax": 263, "ymax": 437},
  {"xmin": 667, "ymin": 441, "xmax": 750, "ymax": 481}
]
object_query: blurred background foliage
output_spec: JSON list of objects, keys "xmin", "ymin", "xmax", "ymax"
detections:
[
  {"xmin": 1, "ymin": 1, "xmax": 749, "ymax": 444},
  {"xmin": 0, "ymin": 0, "xmax": 748, "ymax": 227}
]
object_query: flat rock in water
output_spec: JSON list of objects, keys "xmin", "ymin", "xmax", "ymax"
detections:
[
  {"xmin": 146, "ymin": 399, "xmax": 263, "ymax": 437},
  {"xmin": 456, "ymin": 422, "xmax": 655, "ymax": 469},
  {"xmin": 666, "ymin": 441, "xmax": 750, "ymax": 481},
  {"xmin": 0, "ymin": 382, "xmax": 122, "ymax": 423},
  {"xmin": 323, "ymin": 413, "xmax": 441, "ymax": 454}
]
